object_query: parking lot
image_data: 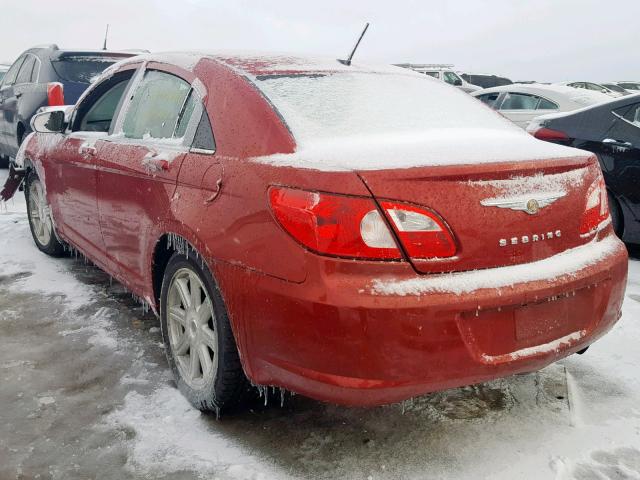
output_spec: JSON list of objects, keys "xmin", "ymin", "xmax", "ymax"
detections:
[{"xmin": 1, "ymin": 167, "xmax": 639, "ymax": 480}]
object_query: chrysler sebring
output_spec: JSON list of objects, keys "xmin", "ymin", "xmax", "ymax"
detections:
[{"xmin": 1, "ymin": 53, "xmax": 628, "ymax": 413}]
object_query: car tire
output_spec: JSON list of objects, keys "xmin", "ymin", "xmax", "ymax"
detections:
[
  {"xmin": 25, "ymin": 170, "xmax": 65, "ymax": 257},
  {"xmin": 160, "ymin": 249, "xmax": 250, "ymax": 414},
  {"xmin": 608, "ymin": 192, "xmax": 623, "ymax": 238}
]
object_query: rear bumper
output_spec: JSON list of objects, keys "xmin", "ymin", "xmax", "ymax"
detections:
[{"xmin": 217, "ymin": 234, "xmax": 628, "ymax": 406}]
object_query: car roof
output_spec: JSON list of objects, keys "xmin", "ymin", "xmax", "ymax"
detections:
[{"xmin": 110, "ymin": 51, "xmax": 416, "ymax": 78}]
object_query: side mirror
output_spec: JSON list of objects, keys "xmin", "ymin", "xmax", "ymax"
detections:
[
  {"xmin": 31, "ymin": 110, "xmax": 66, "ymax": 133},
  {"xmin": 454, "ymin": 78, "xmax": 462, "ymax": 86}
]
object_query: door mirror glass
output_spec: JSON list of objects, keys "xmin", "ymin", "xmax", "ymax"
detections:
[{"xmin": 32, "ymin": 110, "xmax": 66, "ymax": 133}]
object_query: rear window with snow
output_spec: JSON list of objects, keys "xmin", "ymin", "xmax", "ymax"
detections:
[
  {"xmin": 254, "ymin": 72, "xmax": 517, "ymax": 144},
  {"xmin": 51, "ymin": 56, "xmax": 121, "ymax": 84}
]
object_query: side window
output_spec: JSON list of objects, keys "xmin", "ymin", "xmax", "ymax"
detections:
[
  {"xmin": 2, "ymin": 56, "xmax": 25, "ymax": 86},
  {"xmin": 499, "ymin": 93, "xmax": 540, "ymax": 110},
  {"xmin": 73, "ymin": 71, "xmax": 134, "ymax": 133},
  {"xmin": 424, "ymin": 71, "xmax": 439, "ymax": 79},
  {"xmin": 16, "ymin": 55, "xmax": 36, "ymax": 85},
  {"xmin": 192, "ymin": 110, "xmax": 216, "ymax": 151},
  {"xmin": 537, "ymin": 98, "xmax": 558, "ymax": 110},
  {"xmin": 80, "ymin": 81, "xmax": 129, "ymax": 132},
  {"xmin": 443, "ymin": 71, "xmax": 461, "ymax": 85},
  {"xmin": 477, "ymin": 92, "xmax": 500, "ymax": 108},
  {"xmin": 122, "ymin": 70, "xmax": 195, "ymax": 140},
  {"xmin": 615, "ymin": 104, "xmax": 640, "ymax": 128}
]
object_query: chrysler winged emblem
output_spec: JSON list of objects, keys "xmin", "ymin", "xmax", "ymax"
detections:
[{"xmin": 480, "ymin": 191, "xmax": 565, "ymax": 215}]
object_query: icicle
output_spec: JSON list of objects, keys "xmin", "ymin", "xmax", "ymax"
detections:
[{"xmin": 280, "ymin": 387, "xmax": 285, "ymax": 408}]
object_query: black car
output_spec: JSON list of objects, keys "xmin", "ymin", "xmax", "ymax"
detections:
[
  {"xmin": 0, "ymin": 45, "xmax": 134, "ymax": 167},
  {"xmin": 528, "ymin": 94, "xmax": 640, "ymax": 242},
  {"xmin": 461, "ymin": 73, "xmax": 512, "ymax": 89}
]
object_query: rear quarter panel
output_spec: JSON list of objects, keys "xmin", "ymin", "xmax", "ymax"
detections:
[{"xmin": 168, "ymin": 58, "xmax": 371, "ymax": 284}]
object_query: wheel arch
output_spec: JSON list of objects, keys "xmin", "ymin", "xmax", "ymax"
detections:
[
  {"xmin": 149, "ymin": 230, "xmax": 254, "ymax": 379},
  {"xmin": 607, "ymin": 188, "xmax": 625, "ymax": 237}
]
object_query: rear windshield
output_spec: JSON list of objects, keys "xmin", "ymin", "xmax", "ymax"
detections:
[
  {"xmin": 51, "ymin": 56, "xmax": 122, "ymax": 84},
  {"xmin": 254, "ymin": 71, "xmax": 515, "ymax": 144}
]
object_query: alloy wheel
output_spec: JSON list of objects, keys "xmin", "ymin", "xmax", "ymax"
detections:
[
  {"xmin": 28, "ymin": 179, "xmax": 53, "ymax": 247},
  {"xmin": 166, "ymin": 268, "xmax": 218, "ymax": 389}
]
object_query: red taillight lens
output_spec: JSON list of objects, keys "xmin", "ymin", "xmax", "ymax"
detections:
[
  {"xmin": 47, "ymin": 82, "xmax": 64, "ymax": 107},
  {"xmin": 380, "ymin": 201, "xmax": 457, "ymax": 258},
  {"xmin": 531, "ymin": 127, "xmax": 570, "ymax": 143},
  {"xmin": 269, "ymin": 187, "xmax": 401, "ymax": 259},
  {"xmin": 579, "ymin": 177, "xmax": 610, "ymax": 235},
  {"xmin": 269, "ymin": 186, "xmax": 457, "ymax": 260}
]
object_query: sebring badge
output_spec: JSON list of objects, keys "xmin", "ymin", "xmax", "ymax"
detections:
[{"xmin": 480, "ymin": 191, "xmax": 566, "ymax": 215}]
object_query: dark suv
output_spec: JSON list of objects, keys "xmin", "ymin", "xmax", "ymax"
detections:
[{"xmin": 0, "ymin": 45, "xmax": 134, "ymax": 167}]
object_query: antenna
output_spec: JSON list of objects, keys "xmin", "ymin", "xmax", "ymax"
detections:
[
  {"xmin": 338, "ymin": 22, "xmax": 369, "ymax": 66},
  {"xmin": 102, "ymin": 24, "xmax": 110, "ymax": 50}
]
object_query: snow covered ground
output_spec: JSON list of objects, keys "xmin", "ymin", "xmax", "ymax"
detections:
[{"xmin": 0, "ymin": 168, "xmax": 639, "ymax": 479}]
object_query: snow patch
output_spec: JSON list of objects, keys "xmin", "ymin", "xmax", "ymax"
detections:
[
  {"xmin": 371, "ymin": 235, "xmax": 621, "ymax": 296},
  {"xmin": 468, "ymin": 168, "xmax": 588, "ymax": 196},
  {"xmin": 253, "ymin": 129, "xmax": 588, "ymax": 172},
  {"xmin": 483, "ymin": 331, "xmax": 585, "ymax": 362},
  {"xmin": 107, "ymin": 386, "xmax": 284, "ymax": 478}
]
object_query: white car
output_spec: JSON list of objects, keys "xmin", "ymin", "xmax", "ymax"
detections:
[
  {"xmin": 556, "ymin": 81, "xmax": 624, "ymax": 98},
  {"xmin": 612, "ymin": 81, "xmax": 640, "ymax": 92},
  {"xmin": 394, "ymin": 64, "xmax": 481, "ymax": 93},
  {"xmin": 472, "ymin": 83, "xmax": 611, "ymax": 129}
]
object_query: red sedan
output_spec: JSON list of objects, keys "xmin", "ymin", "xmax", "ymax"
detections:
[{"xmin": 4, "ymin": 53, "xmax": 627, "ymax": 413}]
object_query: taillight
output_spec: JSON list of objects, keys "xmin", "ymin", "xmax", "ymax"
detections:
[
  {"xmin": 269, "ymin": 186, "xmax": 457, "ymax": 260},
  {"xmin": 47, "ymin": 82, "xmax": 64, "ymax": 107},
  {"xmin": 269, "ymin": 187, "xmax": 401, "ymax": 259},
  {"xmin": 531, "ymin": 127, "xmax": 571, "ymax": 143},
  {"xmin": 579, "ymin": 177, "xmax": 609, "ymax": 235},
  {"xmin": 380, "ymin": 201, "xmax": 457, "ymax": 258}
]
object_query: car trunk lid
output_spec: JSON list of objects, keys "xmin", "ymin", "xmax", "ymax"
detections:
[{"xmin": 358, "ymin": 155, "xmax": 599, "ymax": 274}]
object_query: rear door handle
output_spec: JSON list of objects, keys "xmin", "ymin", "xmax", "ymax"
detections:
[
  {"xmin": 79, "ymin": 145, "xmax": 97, "ymax": 157},
  {"xmin": 603, "ymin": 138, "xmax": 633, "ymax": 149},
  {"xmin": 142, "ymin": 150, "xmax": 169, "ymax": 172}
]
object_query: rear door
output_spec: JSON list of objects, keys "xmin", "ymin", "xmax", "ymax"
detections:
[{"xmin": 95, "ymin": 63, "xmax": 202, "ymax": 293}]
